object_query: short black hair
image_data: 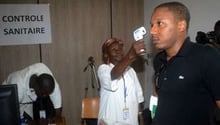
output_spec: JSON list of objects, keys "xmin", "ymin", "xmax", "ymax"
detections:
[
  {"xmin": 214, "ymin": 20, "xmax": 220, "ymax": 33},
  {"xmin": 214, "ymin": 20, "xmax": 220, "ymax": 44},
  {"xmin": 155, "ymin": 2, "xmax": 191, "ymax": 31},
  {"xmin": 38, "ymin": 74, "xmax": 55, "ymax": 89}
]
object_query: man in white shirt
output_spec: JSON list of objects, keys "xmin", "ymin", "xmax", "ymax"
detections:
[
  {"xmin": 2, "ymin": 63, "xmax": 62, "ymax": 121},
  {"xmin": 98, "ymin": 37, "xmax": 145, "ymax": 125}
]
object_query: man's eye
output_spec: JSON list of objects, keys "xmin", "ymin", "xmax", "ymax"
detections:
[{"xmin": 157, "ymin": 21, "xmax": 163, "ymax": 26}]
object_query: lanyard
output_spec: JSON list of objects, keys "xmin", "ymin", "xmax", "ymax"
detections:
[{"xmin": 122, "ymin": 75, "xmax": 127, "ymax": 107}]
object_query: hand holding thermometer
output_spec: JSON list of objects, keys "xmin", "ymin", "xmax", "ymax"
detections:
[{"xmin": 133, "ymin": 26, "xmax": 146, "ymax": 54}]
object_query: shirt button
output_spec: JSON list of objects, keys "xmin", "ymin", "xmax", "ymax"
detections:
[{"xmin": 163, "ymin": 77, "xmax": 167, "ymax": 80}]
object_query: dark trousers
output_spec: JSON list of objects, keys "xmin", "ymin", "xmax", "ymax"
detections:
[{"xmin": 142, "ymin": 108, "xmax": 152, "ymax": 125}]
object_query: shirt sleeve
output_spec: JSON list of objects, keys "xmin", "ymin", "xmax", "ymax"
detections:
[
  {"xmin": 97, "ymin": 64, "xmax": 120, "ymax": 91},
  {"xmin": 2, "ymin": 71, "xmax": 26, "ymax": 103},
  {"xmin": 49, "ymin": 79, "xmax": 62, "ymax": 109}
]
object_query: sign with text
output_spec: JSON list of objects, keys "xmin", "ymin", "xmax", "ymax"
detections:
[{"xmin": 0, "ymin": 4, "xmax": 51, "ymax": 46}]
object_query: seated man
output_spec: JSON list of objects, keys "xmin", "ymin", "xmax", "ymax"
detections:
[{"xmin": 2, "ymin": 63, "xmax": 62, "ymax": 121}]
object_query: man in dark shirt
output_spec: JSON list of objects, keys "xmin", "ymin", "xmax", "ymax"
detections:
[{"xmin": 150, "ymin": 2, "xmax": 220, "ymax": 125}]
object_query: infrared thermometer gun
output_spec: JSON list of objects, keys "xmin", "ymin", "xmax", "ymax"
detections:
[
  {"xmin": 133, "ymin": 26, "xmax": 146, "ymax": 41},
  {"xmin": 133, "ymin": 26, "xmax": 146, "ymax": 55}
]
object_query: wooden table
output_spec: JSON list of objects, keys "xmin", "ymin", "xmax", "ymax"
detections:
[{"xmin": 28, "ymin": 117, "xmax": 65, "ymax": 125}]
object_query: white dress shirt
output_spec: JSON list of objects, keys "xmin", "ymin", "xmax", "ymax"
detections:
[
  {"xmin": 2, "ymin": 63, "xmax": 62, "ymax": 118},
  {"xmin": 97, "ymin": 63, "xmax": 144, "ymax": 125}
]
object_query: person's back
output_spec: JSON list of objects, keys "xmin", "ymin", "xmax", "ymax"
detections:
[
  {"xmin": 214, "ymin": 20, "xmax": 220, "ymax": 50},
  {"xmin": 212, "ymin": 20, "xmax": 220, "ymax": 125}
]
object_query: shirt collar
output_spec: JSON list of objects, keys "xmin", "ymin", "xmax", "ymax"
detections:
[
  {"xmin": 176, "ymin": 37, "xmax": 193, "ymax": 57},
  {"xmin": 159, "ymin": 37, "xmax": 193, "ymax": 61}
]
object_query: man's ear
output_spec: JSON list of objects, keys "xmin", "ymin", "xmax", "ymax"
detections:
[{"xmin": 178, "ymin": 20, "xmax": 187, "ymax": 32}]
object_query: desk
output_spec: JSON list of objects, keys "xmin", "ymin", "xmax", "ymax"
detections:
[{"xmin": 28, "ymin": 117, "xmax": 65, "ymax": 125}]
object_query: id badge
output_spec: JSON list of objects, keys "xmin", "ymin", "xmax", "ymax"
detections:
[
  {"xmin": 123, "ymin": 107, "xmax": 129, "ymax": 120},
  {"xmin": 149, "ymin": 95, "xmax": 158, "ymax": 119},
  {"xmin": 39, "ymin": 110, "xmax": 46, "ymax": 119}
]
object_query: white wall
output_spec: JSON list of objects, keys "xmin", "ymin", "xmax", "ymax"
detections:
[
  {"xmin": 144, "ymin": 0, "xmax": 220, "ymax": 41},
  {"xmin": 143, "ymin": 0, "xmax": 220, "ymax": 108}
]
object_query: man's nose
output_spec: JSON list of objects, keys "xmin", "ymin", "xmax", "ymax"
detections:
[{"xmin": 150, "ymin": 25, "xmax": 157, "ymax": 35}]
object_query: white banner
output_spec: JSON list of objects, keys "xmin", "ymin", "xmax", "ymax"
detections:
[{"xmin": 0, "ymin": 4, "xmax": 51, "ymax": 46}]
